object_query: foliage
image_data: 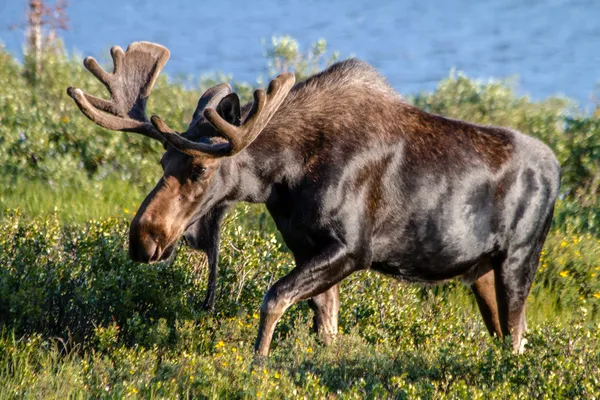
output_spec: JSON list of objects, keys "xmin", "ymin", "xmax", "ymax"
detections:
[
  {"xmin": 0, "ymin": 207, "xmax": 599, "ymax": 398},
  {"xmin": 1, "ymin": 36, "xmax": 600, "ymax": 397},
  {"xmin": 264, "ymin": 36, "xmax": 339, "ymax": 81},
  {"xmin": 1, "ymin": 317, "xmax": 599, "ymax": 398},
  {"xmin": 1, "ymin": 39, "xmax": 599, "ymax": 223}
]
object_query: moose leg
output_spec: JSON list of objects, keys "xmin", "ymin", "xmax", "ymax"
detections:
[
  {"xmin": 254, "ymin": 245, "xmax": 359, "ymax": 358},
  {"xmin": 471, "ymin": 269, "xmax": 502, "ymax": 337},
  {"xmin": 201, "ymin": 251, "xmax": 218, "ymax": 311},
  {"xmin": 307, "ymin": 284, "xmax": 340, "ymax": 345},
  {"xmin": 495, "ymin": 203, "xmax": 554, "ymax": 354},
  {"xmin": 494, "ymin": 246, "xmax": 544, "ymax": 354}
]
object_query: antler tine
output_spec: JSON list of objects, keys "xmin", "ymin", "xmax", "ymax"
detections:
[
  {"xmin": 83, "ymin": 56, "xmax": 112, "ymax": 90},
  {"xmin": 203, "ymin": 72, "xmax": 295, "ymax": 154},
  {"xmin": 110, "ymin": 45, "xmax": 126, "ymax": 75},
  {"xmin": 67, "ymin": 41, "xmax": 171, "ymax": 143},
  {"xmin": 151, "ymin": 115, "xmax": 232, "ymax": 158},
  {"xmin": 66, "ymin": 88, "xmax": 163, "ymax": 141}
]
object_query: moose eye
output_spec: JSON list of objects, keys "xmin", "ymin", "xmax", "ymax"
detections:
[{"xmin": 190, "ymin": 166, "xmax": 206, "ymax": 182}]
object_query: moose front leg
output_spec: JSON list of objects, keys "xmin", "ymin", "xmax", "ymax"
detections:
[
  {"xmin": 182, "ymin": 206, "xmax": 228, "ymax": 312},
  {"xmin": 254, "ymin": 245, "xmax": 361, "ymax": 358},
  {"xmin": 201, "ymin": 248, "xmax": 218, "ymax": 310}
]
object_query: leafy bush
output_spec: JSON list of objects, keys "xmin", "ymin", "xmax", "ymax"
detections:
[
  {"xmin": 0, "ymin": 206, "xmax": 291, "ymax": 347},
  {"xmin": 0, "ymin": 205, "xmax": 599, "ymax": 397},
  {"xmin": 2, "ymin": 39, "xmax": 600, "ymax": 223},
  {"xmin": 1, "ymin": 35, "xmax": 600, "ymax": 397}
]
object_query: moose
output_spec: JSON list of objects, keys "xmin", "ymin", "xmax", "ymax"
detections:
[{"xmin": 67, "ymin": 42, "xmax": 560, "ymax": 357}]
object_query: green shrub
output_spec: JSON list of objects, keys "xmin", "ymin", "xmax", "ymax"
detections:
[
  {"xmin": 3, "ymin": 42, "xmax": 600, "ymax": 223},
  {"xmin": 1, "ymin": 35, "xmax": 600, "ymax": 398}
]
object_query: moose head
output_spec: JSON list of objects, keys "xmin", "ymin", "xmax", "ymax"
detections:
[{"xmin": 67, "ymin": 42, "xmax": 294, "ymax": 264}]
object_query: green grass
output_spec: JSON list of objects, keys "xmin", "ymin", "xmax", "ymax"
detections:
[
  {"xmin": 1, "ymin": 35, "xmax": 600, "ymax": 398},
  {"xmin": 0, "ymin": 299, "xmax": 598, "ymax": 398},
  {"xmin": 0, "ymin": 207, "xmax": 598, "ymax": 398},
  {"xmin": 0, "ymin": 178, "xmax": 145, "ymax": 223}
]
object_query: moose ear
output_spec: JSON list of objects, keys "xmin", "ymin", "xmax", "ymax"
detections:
[{"xmin": 216, "ymin": 93, "xmax": 241, "ymax": 126}]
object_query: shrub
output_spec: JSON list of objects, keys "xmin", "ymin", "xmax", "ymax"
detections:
[{"xmin": 1, "ymin": 35, "xmax": 600, "ymax": 398}]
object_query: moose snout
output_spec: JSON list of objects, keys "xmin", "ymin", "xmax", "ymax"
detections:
[{"xmin": 129, "ymin": 217, "xmax": 166, "ymax": 263}]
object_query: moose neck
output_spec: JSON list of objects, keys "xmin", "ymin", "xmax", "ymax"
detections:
[{"xmin": 226, "ymin": 133, "xmax": 295, "ymax": 204}]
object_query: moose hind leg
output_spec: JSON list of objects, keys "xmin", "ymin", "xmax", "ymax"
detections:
[
  {"xmin": 493, "ymin": 260, "xmax": 529, "ymax": 354},
  {"xmin": 495, "ymin": 237, "xmax": 549, "ymax": 353},
  {"xmin": 471, "ymin": 269, "xmax": 502, "ymax": 338},
  {"xmin": 496, "ymin": 204, "xmax": 554, "ymax": 354},
  {"xmin": 307, "ymin": 284, "xmax": 340, "ymax": 345}
]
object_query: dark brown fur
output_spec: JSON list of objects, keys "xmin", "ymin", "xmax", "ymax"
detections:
[{"xmin": 69, "ymin": 46, "xmax": 560, "ymax": 359}]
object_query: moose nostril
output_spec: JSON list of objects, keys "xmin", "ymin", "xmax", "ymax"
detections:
[
  {"xmin": 129, "ymin": 236, "xmax": 155, "ymax": 263},
  {"xmin": 129, "ymin": 214, "xmax": 169, "ymax": 263},
  {"xmin": 129, "ymin": 225, "xmax": 159, "ymax": 263},
  {"xmin": 148, "ymin": 245, "xmax": 162, "ymax": 263}
]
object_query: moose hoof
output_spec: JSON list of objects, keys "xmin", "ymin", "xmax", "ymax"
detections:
[{"xmin": 517, "ymin": 338, "xmax": 528, "ymax": 354}]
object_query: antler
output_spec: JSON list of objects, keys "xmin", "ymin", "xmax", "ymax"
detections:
[
  {"xmin": 152, "ymin": 73, "xmax": 296, "ymax": 158},
  {"xmin": 66, "ymin": 41, "xmax": 170, "ymax": 142},
  {"xmin": 204, "ymin": 73, "xmax": 295, "ymax": 153}
]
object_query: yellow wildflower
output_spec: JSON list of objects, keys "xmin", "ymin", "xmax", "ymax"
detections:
[
  {"xmin": 215, "ymin": 341, "xmax": 225, "ymax": 349},
  {"xmin": 560, "ymin": 240, "xmax": 568, "ymax": 248},
  {"xmin": 559, "ymin": 270, "xmax": 569, "ymax": 278},
  {"xmin": 594, "ymin": 293, "xmax": 600, "ymax": 299},
  {"xmin": 274, "ymin": 371, "xmax": 280, "ymax": 379}
]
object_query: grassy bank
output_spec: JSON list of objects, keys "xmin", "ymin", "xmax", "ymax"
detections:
[
  {"xmin": 1, "ymin": 37, "xmax": 599, "ymax": 397},
  {"xmin": 0, "ymin": 209, "xmax": 598, "ymax": 398}
]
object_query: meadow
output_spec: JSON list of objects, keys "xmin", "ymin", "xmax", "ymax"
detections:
[{"xmin": 0, "ymin": 37, "xmax": 599, "ymax": 398}]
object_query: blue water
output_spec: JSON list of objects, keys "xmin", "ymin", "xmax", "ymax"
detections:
[{"xmin": 1, "ymin": 0, "xmax": 599, "ymax": 104}]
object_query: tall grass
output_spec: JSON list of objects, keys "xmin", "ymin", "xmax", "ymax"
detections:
[
  {"xmin": 0, "ymin": 36, "xmax": 599, "ymax": 397},
  {"xmin": 0, "ymin": 178, "xmax": 146, "ymax": 222}
]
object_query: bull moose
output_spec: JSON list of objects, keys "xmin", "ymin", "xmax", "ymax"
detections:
[{"xmin": 67, "ymin": 42, "xmax": 560, "ymax": 357}]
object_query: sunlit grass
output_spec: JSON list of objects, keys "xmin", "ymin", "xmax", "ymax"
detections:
[
  {"xmin": 1, "ymin": 35, "xmax": 600, "ymax": 397},
  {"xmin": 0, "ymin": 178, "xmax": 145, "ymax": 223}
]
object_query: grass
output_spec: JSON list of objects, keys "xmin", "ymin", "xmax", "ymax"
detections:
[
  {"xmin": 0, "ymin": 178, "xmax": 145, "ymax": 223},
  {"xmin": 1, "ymin": 35, "xmax": 600, "ymax": 398},
  {"xmin": 0, "ymin": 206, "xmax": 598, "ymax": 398},
  {"xmin": 0, "ymin": 298, "xmax": 598, "ymax": 398}
]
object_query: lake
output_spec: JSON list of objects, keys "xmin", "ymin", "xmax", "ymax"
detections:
[{"xmin": 0, "ymin": 0, "xmax": 599, "ymax": 104}]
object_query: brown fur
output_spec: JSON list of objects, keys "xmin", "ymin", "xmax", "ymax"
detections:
[
  {"xmin": 69, "ymin": 45, "xmax": 556, "ymax": 356},
  {"xmin": 248, "ymin": 59, "xmax": 514, "ymax": 178}
]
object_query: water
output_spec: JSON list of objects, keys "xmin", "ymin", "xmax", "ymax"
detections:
[{"xmin": 1, "ymin": 0, "xmax": 599, "ymax": 104}]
